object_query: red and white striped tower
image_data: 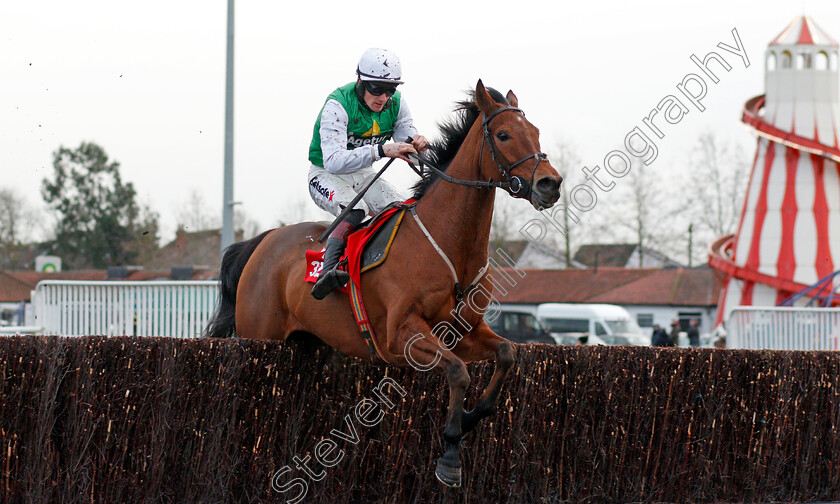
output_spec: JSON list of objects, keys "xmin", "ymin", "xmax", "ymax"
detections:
[{"xmin": 710, "ymin": 15, "xmax": 840, "ymax": 325}]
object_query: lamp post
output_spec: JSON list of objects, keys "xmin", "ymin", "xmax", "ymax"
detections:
[
  {"xmin": 221, "ymin": 0, "xmax": 235, "ymax": 257},
  {"xmin": 688, "ymin": 223, "xmax": 693, "ymax": 268}
]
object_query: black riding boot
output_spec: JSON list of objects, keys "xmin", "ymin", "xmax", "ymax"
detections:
[{"xmin": 311, "ymin": 209, "xmax": 365, "ymax": 300}]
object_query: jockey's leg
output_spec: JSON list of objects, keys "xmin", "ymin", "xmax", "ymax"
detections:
[
  {"xmin": 307, "ymin": 166, "xmax": 371, "ymax": 300},
  {"xmin": 311, "ymin": 208, "xmax": 365, "ymax": 300},
  {"xmin": 361, "ymin": 174, "xmax": 407, "ymax": 214}
]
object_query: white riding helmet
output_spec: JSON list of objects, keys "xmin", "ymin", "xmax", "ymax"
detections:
[{"xmin": 356, "ymin": 48, "xmax": 404, "ymax": 85}]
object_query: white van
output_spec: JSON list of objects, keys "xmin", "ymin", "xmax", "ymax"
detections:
[
  {"xmin": 535, "ymin": 303, "xmax": 649, "ymax": 346},
  {"xmin": 493, "ymin": 304, "xmax": 606, "ymax": 345}
]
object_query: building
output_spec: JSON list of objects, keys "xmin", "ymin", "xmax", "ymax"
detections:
[
  {"xmin": 574, "ymin": 244, "xmax": 683, "ymax": 269},
  {"xmin": 710, "ymin": 16, "xmax": 840, "ymax": 325},
  {"xmin": 515, "ymin": 241, "xmax": 587, "ymax": 269},
  {"xmin": 497, "ymin": 266, "xmax": 721, "ymax": 334},
  {"xmin": 494, "ymin": 240, "xmax": 682, "ymax": 270},
  {"xmin": 144, "ymin": 226, "xmax": 243, "ymax": 270}
]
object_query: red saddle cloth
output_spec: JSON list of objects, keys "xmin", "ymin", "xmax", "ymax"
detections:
[{"xmin": 304, "ymin": 200, "xmax": 414, "ymax": 293}]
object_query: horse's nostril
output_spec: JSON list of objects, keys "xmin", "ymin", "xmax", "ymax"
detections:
[{"xmin": 536, "ymin": 177, "xmax": 560, "ymax": 194}]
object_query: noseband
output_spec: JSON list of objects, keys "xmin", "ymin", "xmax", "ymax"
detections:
[
  {"xmin": 480, "ymin": 106, "xmax": 548, "ymax": 197},
  {"xmin": 408, "ymin": 106, "xmax": 548, "ymax": 195}
]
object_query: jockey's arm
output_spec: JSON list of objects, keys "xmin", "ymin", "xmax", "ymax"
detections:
[
  {"xmin": 320, "ymin": 100, "xmax": 384, "ymax": 174},
  {"xmin": 393, "ymin": 98, "xmax": 428, "ymax": 152}
]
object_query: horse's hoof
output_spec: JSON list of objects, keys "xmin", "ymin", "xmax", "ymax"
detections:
[{"xmin": 434, "ymin": 459, "xmax": 462, "ymax": 488}]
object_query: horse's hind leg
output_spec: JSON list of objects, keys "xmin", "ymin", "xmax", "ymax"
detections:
[
  {"xmin": 459, "ymin": 323, "xmax": 518, "ymax": 435},
  {"xmin": 391, "ymin": 314, "xmax": 470, "ymax": 488}
]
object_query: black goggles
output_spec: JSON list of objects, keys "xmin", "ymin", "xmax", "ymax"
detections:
[{"xmin": 363, "ymin": 81, "xmax": 398, "ymax": 97}]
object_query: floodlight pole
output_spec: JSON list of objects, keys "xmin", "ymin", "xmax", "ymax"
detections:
[{"xmin": 221, "ymin": 0, "xmax": 235, "ymax": 257}]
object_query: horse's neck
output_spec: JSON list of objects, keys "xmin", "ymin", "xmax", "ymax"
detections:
[{"xmin": 415, "ymin": 133, "xmax": 494, "ymax": 276}]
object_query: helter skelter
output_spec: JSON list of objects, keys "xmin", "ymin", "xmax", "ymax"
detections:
[{"xmin": 710, "ymin": 15, "xmax": 840, "ymax": 325}]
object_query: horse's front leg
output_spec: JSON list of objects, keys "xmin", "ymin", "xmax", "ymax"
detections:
[
  {"xmin": 458, "ymin": 322, "xmax": 518, "ymax": 435},
  {"xmin": 389, "ymin": 314, "xmax": 470, "ymax": 487}
]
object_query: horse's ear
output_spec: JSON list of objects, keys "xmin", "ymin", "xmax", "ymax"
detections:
[
  {"xmin": 506, "ymin": 90, "xmax": 519, "ymax": 108},
  {"xmin": 475, "ymin": 79, "xmax": 496, "ymax": 114}
]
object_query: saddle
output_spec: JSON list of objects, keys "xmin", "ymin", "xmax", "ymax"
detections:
[
  {"xmin": 304, "ymin": 200, "xmax": 415, "ymax": 292},
  {"xmin": 304, "ymin": 201, "xmax": 416, "ymax": 362}
]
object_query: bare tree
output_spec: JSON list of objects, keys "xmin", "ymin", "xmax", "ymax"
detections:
[
  {"xmin": 626, "ymin": 158, "xmax": 656, "ymax": 266},
  {"xmin": 486, "ymin": 140, "xmax": 617, "ymax": 268},
  {"xmin": 234, "ymin": 208, "xmax": 262, "ymax": 240},
  {"xmin": 174, "ymin": 188, "xmax": 274, "ymax": 241},
  {"xmin": 686, "ymin": 132, "xmax": 748, "ymax": 264},
  {"xmin": 175, "ymin": 189, "xmax": 218, "ymax": 232},
  {"xmin": 486, "ymin": 139, "xmax": 632, "ymax": 268},
  {"xmin": 276, "ymin": 195, "xmax": 329, "ymax": 227},
  {"xmin": 608, "ymin": 157, "xmax": 685, "ymax": 266},
  {"xmin": 0, "ymin": 188, "xmax": 29, "ymax": 245},
  {"xmin": 0, "ymin": 188, "xmax": 40, "ymax": 269},
  {"xmin": 547, "ymin": 141, "xmax": 588, "ymax": 265},
  {"xmin": 128, "ymin": 200, "xmax": 161, "ymax": 265},
  {"xmin": 489, "ymin": 196, "xmax": 521, "ymax": 252},
  {"xmin": 512, "ymin": 132, "xmax": 745, "ymax": 268}
]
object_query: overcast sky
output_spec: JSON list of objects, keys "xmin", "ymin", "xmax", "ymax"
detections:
[{"xmin": 3, "ymin": 0, "xmax": 840, "ymax": 244}]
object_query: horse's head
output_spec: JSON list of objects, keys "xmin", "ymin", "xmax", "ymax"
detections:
[{"xmin": 474, "ymin": 80, "xmax": 562, "ymax": 210}]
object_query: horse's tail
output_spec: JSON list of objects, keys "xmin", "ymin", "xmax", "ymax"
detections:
[{"xmin": 204, "ymin": 230, "xmax": 273, "ymax": 338}]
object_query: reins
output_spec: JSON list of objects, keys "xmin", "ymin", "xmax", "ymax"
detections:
[
  {"xmin": 408, "ymin": 105, "xmax": 547, "ymax": 198},
  {"xmin": 480, "ymin": 106, "xmax": 548, "ymax": 198},
  {"xmin": 403, "ymin": 104, "xmax": 545, "ymax": 302}
]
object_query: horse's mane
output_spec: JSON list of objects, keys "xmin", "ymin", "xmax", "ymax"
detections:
[{"xmin": 410, "ymin": 87, "xmax": 509, "ymax": 199}]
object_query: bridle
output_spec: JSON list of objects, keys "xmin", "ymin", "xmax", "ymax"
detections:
[
  {"xmin": 480, "ymin": 106, "xmax": 548, "ymax": 197},
  {"xmin": 406, "ymin": 106, "xmax": 548, "ymax": 302},
  {"xmin": 408, "ymin": 106, "xmax": 548, "ymax": 197}
]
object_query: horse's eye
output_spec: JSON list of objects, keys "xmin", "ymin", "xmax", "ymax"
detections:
[{"xmin": 496, "ymin": 130, "xmax": 510, "ymax": 141}]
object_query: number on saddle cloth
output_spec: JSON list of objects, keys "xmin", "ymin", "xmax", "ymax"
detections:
[{"xmin": 304, "ymin": 200, "xmax": 416, "ymax": 290}]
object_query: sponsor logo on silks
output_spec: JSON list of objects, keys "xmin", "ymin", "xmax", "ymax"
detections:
[
  {"xmin": 363, "ymin": 120, "xmax": 381, "ymax": 137},
  {"xmin": 310, "ymin": 179, "xmax": 333, "ymax": 202},
  {"xmin": 347, "ymin": 120, "xmax": 392, "ymax": 149},
  {"xmin": 347, "ymin": 133, "xmax": 390, "ymax": 149}
]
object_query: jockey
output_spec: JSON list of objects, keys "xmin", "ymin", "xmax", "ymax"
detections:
[{"xmin": 308, "ymin": 48, "xmax": 428, "ymax": 300}]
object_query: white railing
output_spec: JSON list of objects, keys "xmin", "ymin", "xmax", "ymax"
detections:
[
  {"xmin": 0, "ymin": 326, "xmax": 44, "ymax": 335},
  {"xmin": 31, "ymin": 280, "xmax": 219, "ymax": 338},
  {"xmin": 727, "ymin": 306, "xmax": 840, "ymax": 350}
]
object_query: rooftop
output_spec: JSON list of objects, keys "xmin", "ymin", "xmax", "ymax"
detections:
[
  {"xmin": 770, "ymin": 15, "xmax": 837, "ymax": 47},
  {"xmin": 497, "ymin": 267, "xmax": 721, "ymax": 307},
  {"xmin": 0, "ymin": 268, "xmax": 218, "ymax": 302}
]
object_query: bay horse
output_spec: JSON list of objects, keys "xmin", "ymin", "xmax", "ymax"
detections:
[{"xmin": 205, "ymin": 80, "xmax": 562, "ymax": 487}]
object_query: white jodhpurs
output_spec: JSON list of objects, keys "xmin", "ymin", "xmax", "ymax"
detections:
[{"xmin": 308, "ymin": 164, "xmax": 406, "ymax": 217}]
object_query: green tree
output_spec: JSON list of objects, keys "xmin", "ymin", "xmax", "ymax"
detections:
[{"xmin": 41, "ymin": 142, "xmax": 154, "ymax": 269}]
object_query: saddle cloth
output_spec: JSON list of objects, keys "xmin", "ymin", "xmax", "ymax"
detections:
[{"xmin": 304, "ymin": 200, "xmax": 414, "ymax": 293}]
